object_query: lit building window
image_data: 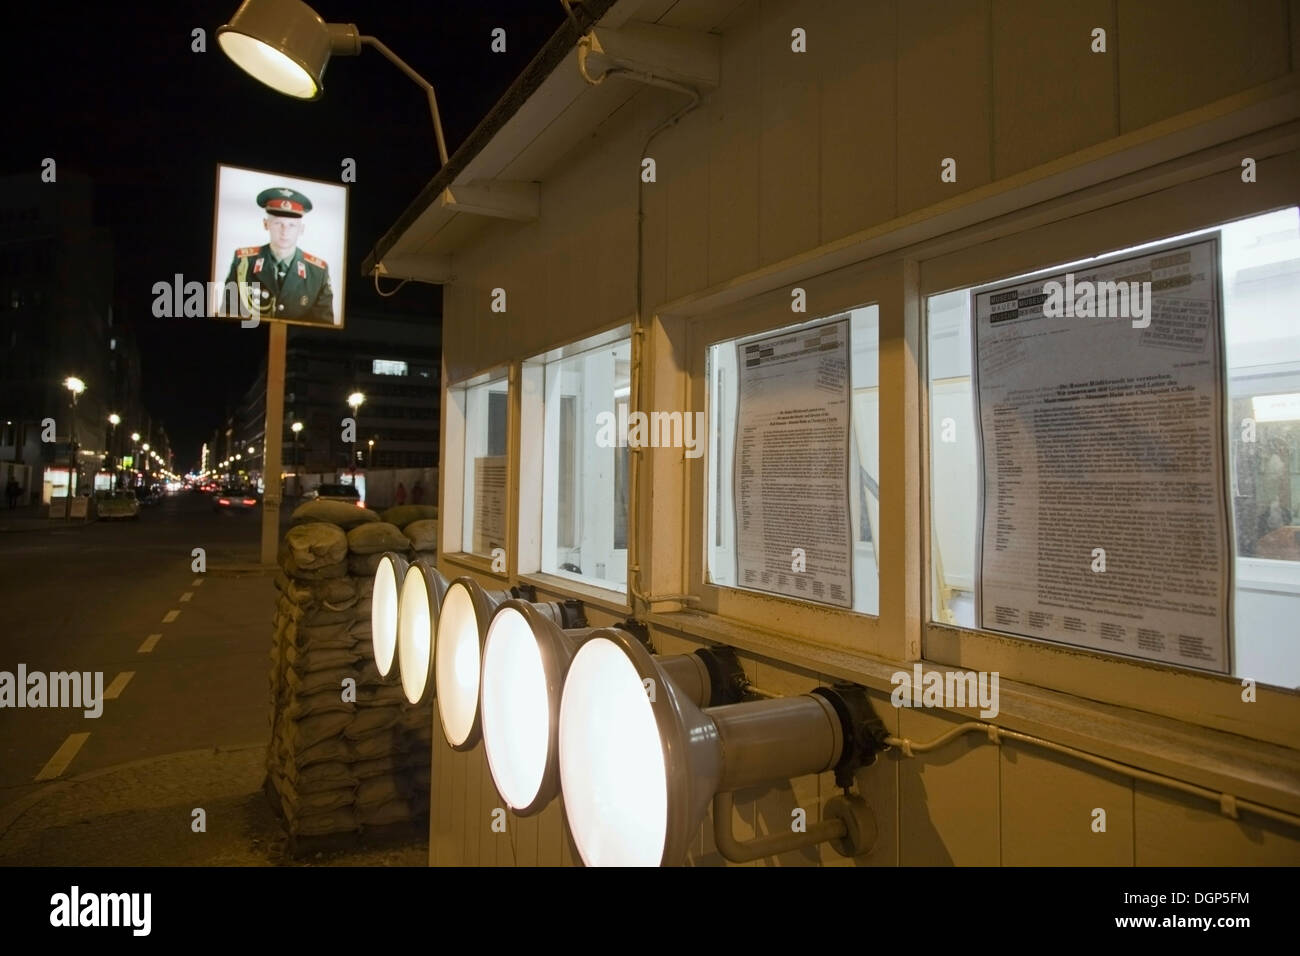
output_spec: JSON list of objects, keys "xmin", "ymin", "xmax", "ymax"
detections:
[
  {"xmin": 927, "ymin": 206, "xmax": 1300, "ymax": 687},
  {"xmin": 372, "ymin": 359, "xmax": 408, "ymax": 376},
  {"xmin": 706, "ymin": 307, "xmax": 880, "ymax": 616},
  {"xmin": 522, "ymin": 332, "xmax": 631, "ymax": 592},
  {"xmin": 452, "ymin": 375, "xmax": 509, "ymax": 557}
]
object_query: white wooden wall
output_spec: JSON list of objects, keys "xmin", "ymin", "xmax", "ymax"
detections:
[{"xmin": 433, "ymin": 0, "xmax": 1300, "ymax": 865}]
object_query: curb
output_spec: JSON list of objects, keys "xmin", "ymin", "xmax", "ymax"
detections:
[{"xmin": 0, "ymin": 742, "xmax": 266, "ymax": 840}]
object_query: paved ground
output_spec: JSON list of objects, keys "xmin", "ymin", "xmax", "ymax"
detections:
[{"xmin": 0, "ymin": 492, "xmax": 426, "ymax": 866}]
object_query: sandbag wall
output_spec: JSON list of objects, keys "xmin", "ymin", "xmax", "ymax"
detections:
[{"xmin": 266, "ymin": 500, "xmax": 440, "ymax": 841}]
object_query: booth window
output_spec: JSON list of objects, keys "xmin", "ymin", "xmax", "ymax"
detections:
[
  {"xmin": 521, "ymin": 328, "xmax": 631, "ymax": 593},
  {"xmin": 927, "ymin": 206, "xmax": 1300, "ymax": 688},
  {"xmin": 452, "ymin": 374, "xmax": 509, "ymax": 557},
  {"xmin": 706, "ymin": 306, "xmax": 879, "ymax": 615}
]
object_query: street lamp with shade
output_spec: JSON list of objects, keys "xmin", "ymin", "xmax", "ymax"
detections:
[
  {"xmin": 291, "ymin": 421, "xmax": 303, "ymax": 496},
  {"xmin": 63, "ymin": 377, "xmax": 85, "ymax": 514},
  {"xmin": 216, "ymin": 0, "xmax": 452, "ymax": 167}
]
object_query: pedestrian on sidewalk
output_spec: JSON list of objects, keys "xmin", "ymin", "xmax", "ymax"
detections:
[
  {"xmin": 395, "ymin": 482, "xmax": 407, "ymax": 506},
  {"xmin": 5, "ymin": 478, "xmax": 20, "ymax": 510},
  {"xmin": 411, "ymin": 481, "xmax": 424, "ymax": 504}
]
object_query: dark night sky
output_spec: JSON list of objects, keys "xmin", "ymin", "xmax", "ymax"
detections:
[{"xmin": 2, "ymin": 0, "xmax": 568, "ymax": 467}]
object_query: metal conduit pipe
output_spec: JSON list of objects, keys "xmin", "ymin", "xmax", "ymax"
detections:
[
  {"xmin": 573, "ymin": 55, "xmax": 704, "ymax": 616},
  {"xmin": 885, "ymin": 724, "xmax": 1300, "ymax": 831}
]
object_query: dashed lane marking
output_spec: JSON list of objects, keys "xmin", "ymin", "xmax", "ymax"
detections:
[
  {"xmin": 162, "ymin": 610, "xmax": 180, "ymax": 623},
  {"xmin": 104, "ymin": 672, "xmax": 134, "ymax": 700},
  {"xmin": 138, "ymin": 634, "xmax": 162, "ymax": 653},
  {"xmin": 34, "ymin": 733, "xmax": 90, "ymax": 782}
]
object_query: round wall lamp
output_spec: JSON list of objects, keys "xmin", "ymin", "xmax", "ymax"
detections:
[
  {"xmin": 434, "ymin": 579, "xmax": 588, "ymax": 752},
  {"xmin": 370, "ymin": 552, "xmax": 408, "ymax": 680},
  {"xmin": 396, "ymin": 558, "xmax": 449, "ymax": 706},
  {"xmin": 557, "ymin": 628, "xmax": 883, "ymax": 867},
  {"xmin": 480, "ymin": 601, "xmax": 747, "ymax": 818}
]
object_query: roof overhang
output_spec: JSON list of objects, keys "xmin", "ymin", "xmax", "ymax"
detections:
[{"xmin": 362, "ymin": 0, "xmax": 723, "ymax": 284}]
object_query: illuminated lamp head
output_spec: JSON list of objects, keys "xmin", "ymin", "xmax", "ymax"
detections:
[
  {"xmin": 396, "ymin": 558, "xmax": 448, "ymax": 705},
  {"xmin": 370, "ymin": 552, "xmax": 408, "ymax": 680}
]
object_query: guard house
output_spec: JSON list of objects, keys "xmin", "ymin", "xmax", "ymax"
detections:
[{"xmin": 366, "ymin": 0, "xmax": 1300, "ymax": 866}]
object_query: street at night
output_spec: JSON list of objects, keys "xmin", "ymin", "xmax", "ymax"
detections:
[{"xmin": 0, "ymin": 492, "xmax": 424, "ymax": 865}]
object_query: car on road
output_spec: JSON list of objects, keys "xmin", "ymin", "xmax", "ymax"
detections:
[
  {"xmin": 95, "ymin": 490, "xmax": 141, "ymax": 520},
  {"xmin": 133, "ymin": 485, "xmax": 160, "ymax": 506},
  {"xmin": 214, "ymin": 486, "xmax": 259, "ymax": 513},
  {"xmin": 305, "ymin": 483, "xmax": 366, "ymax": 508}
]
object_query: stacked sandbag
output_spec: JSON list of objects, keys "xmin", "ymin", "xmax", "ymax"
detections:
[
  {"xmin": 266, "ymin": 501, "xmax": 436, "ymax": 843},
  {"xmin": 402, "ymin": 518, "xmax": 439, "ymax": 565}
]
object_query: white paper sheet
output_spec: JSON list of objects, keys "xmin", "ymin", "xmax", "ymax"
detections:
[
  {"xmin": 972, "ymin": 236, "xmax": 1231, "ymax": 672},
  {"xmin": 734, "ymin": 316, "xmax": 854, "ymax": 608}
]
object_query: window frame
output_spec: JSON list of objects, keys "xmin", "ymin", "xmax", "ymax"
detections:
[
  {"xmin": 916, "ymin": 148, "xmax": 1300, "ymax": 748},
  {"xmin": 517, "ymin": 323, "xmax": 635, "ymax": 609},
  {"xmin": 680, "ymin": 257, "xmax": 908, "ymax": 664},
  {"xmin": 641, "ymin": 117, "xmax": 1300, "ymax": 754},
  {"xmin": 441, "ymin": 365, "xmax": 511, "ymax": 576}
]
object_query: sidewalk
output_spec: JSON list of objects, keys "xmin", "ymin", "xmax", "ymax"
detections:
[
  {"xmin": 0, "ymin": 744, "xmax": 427, "ymax": 866},
  {"xmin": 0, "ymin": 503, "xmax": 93, "ymax": 533}
]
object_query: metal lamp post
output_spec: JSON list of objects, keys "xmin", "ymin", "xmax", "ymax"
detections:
[
  {"xmin": 108, "ymin": 413, "xmax": 120, "ymax": 491},
  {"xmin": 347, "ymin": 392, "xmax": 365, "ymax": 480},
  {"xmin": 63, "ymin": 377, "xmax": 85, "ymax": 520},
  {"xmin": 291, "ymin": 421, "xmax": 303, "ymax": 497}
]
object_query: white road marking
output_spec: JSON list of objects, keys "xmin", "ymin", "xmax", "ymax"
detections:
[
  {"xmin": 104, "ymin": 672, "xmax": 135, "ymax": 700},
  {"xmin": 138, "ymin": 633, "xmax": 162, "ymax": 653},
  {"xmin": 192, "ymin": 578, "xmax": 204, "ymax": 587},
  {"xmin": 162, "ymin": 610, "xmax": 180, "ymax": 623},
  {"xmin": 179, "ymin": 592, "xmax": 193, "ymax": 602},
  {"xmin": 35, "ymin": 733, "xmax": 90, "ymax": 782}
]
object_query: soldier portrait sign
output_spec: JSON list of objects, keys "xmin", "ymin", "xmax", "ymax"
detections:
[{"xmin": 210, "ymin": 164, "xmax": 347, "ymax": 328}]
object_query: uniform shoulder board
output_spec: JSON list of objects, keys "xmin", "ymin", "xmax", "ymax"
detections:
[
  {"xmin": 301, "ymin": 252, "xmax": 328, "ymax": 269},
  {"xmin": 235, "ymin": 246, "xmax": 262, "ymax": 257}
]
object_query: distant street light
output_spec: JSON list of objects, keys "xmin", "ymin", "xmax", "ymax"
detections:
[{"xmin": 368, "ymin": 437, "xmax": 375, "ymax": 469}]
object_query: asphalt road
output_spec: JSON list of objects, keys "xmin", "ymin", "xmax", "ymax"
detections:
[{"xmin": 0, "ymin": 491, "xmax": 285, "ymax": 814}]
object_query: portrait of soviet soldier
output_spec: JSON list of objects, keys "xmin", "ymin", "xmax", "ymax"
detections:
[{"xmin": 225, "ymin": 187, "xmax": 334, "ymax": 323}]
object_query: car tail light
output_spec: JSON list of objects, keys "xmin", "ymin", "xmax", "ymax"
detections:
[
  {"xmin": 242, "ymin": 498, "xmax": 256, "ymax": 506},
  {"xmin": 218, "ymin": 498, "xmax": 230, "ymax": 506}
]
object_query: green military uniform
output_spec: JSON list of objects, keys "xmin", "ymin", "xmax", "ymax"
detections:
[{"xmin": 225, "ymin": 187, "xmax": 334, "ymax": 324}]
